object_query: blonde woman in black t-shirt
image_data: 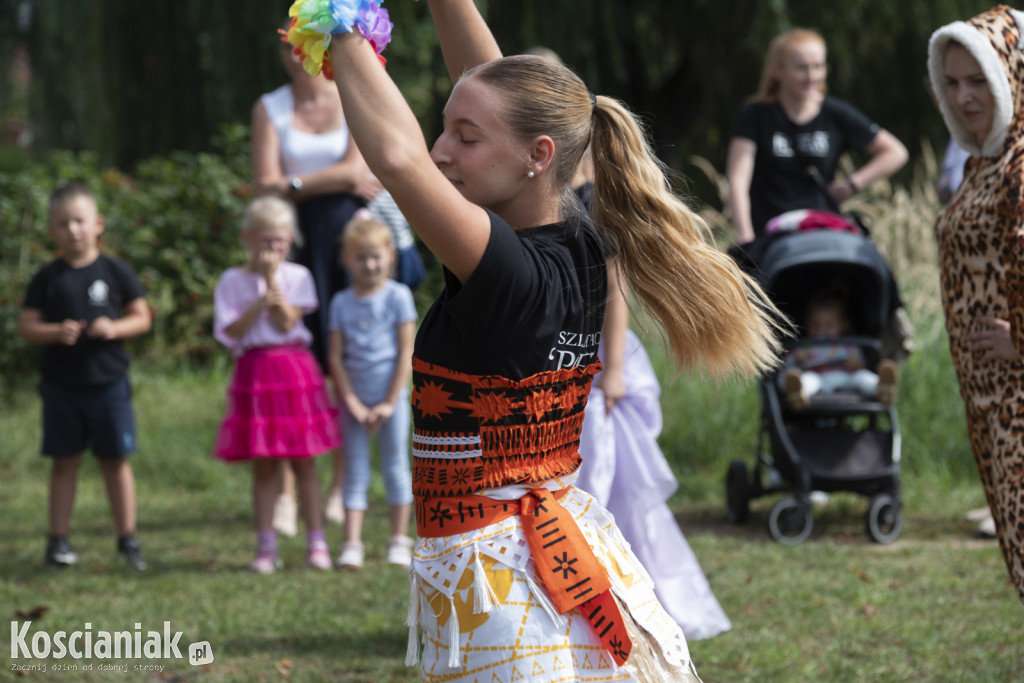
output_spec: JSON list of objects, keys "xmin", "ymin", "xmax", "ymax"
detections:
[
  {"xmin": 284, "ymin": 1, "xmax": 786, "ymax": 679},
  {"xmin": 726, "ymin": 28, "xmax": 909, "ymax": 244}
]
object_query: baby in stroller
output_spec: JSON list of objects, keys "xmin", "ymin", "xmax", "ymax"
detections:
[{"xmin": 780, "ymin": 289, "xmax": 899, "ymax": 411}]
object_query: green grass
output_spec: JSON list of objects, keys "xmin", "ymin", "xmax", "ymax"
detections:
[
  {"xmin": 2, "ymin": 329, "xmax": 1022, "ymax": 682},
  {"xmin": 1, "ymin": 364, "xmax": 416, "ymax": 682}
]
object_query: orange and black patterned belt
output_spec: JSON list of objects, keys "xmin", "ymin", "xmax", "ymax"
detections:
[{"xmin": 416, "ymin": 487, "xmax": 632, "ymax": 666}]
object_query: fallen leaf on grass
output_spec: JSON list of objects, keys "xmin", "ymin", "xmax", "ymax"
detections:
[
  {"xmin": 851, "ymin": 568, "xmax": 873, "ymax": 582},
  {"xmin": 861, "ymin": 604, "xmax": 876, "ymax": 618},
  {"xmin": 277, "ymin": 658, "xmax": 293, "ymax": 676},
  {"xmin": 14, "ymin": 605, "xmax": 48, "ymax": 619}
]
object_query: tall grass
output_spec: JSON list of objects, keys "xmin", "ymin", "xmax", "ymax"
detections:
[{"xmin": 691, "ymin": 141, "xmax": 946, "ymax": 335}]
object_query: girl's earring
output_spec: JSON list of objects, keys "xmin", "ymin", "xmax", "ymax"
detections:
[{"xmin": 527, "ymin": 170, "xmax": 535, "ymax": 179}]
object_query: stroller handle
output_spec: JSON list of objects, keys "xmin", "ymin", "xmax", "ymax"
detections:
[
  {"xmin": 804, "ymin": 166, "xmax": 841, "ymax": 213},
  {"xmin": 804, "ymin": 166, "xmax": 870, "ymax": 237}
]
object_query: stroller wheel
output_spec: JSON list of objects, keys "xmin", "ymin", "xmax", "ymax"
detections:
[
  {"xmin": 767, "ymin": 497, "xmax": 813, "ymax": 545},
  {"xmin": 865, "ymin": 493, "xmax": 903, "ymax": 544},
  {"xmin": 726, "ymin": 460, "xmax": 750, "ymax": 524}
]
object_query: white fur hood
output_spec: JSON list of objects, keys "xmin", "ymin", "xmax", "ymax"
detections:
[{"xmin": 928, "ymin": 5, "xmax": 1024, "ymax": 157}]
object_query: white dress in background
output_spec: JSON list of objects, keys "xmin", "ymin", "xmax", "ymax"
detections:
[{"xmin": 578, "ymin": 330, "xmax": 732, "ymax": 641}]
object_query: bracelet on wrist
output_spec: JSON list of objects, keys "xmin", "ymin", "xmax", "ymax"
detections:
[{"xmin": 282, "ymin": 0, "xmax": 394, "ymax": 79}]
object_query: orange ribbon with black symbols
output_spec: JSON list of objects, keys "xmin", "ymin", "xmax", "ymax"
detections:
[{"xmin": 416, "ymin": 488, "xmax": 632, "ymax": 666}]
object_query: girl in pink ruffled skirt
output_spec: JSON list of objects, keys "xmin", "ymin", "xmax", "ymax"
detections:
[{"xmin": 212, "ymin": 196, "xmax": 341, "ymax": 573}]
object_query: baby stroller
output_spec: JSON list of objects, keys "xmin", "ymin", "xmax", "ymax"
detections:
[{"xmin": 725, "ymin": 225, "xmax": 903, "ymax": 545}]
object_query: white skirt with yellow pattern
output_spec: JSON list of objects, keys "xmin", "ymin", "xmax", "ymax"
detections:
[{"xmin": 405, "ymin": 473, "xmax": 701, "ymax": 683}]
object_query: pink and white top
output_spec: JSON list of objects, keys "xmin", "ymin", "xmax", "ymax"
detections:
[{"xmin": 213, "ymin": 261, "xmax": 318, "ymax": 357}]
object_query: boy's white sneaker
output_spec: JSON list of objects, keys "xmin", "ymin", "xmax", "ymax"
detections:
[{"xmin": 45, "ymin": 537, "xmax": 78, "ymax": 567}]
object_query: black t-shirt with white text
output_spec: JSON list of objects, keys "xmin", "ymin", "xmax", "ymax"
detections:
[
  {"xmin": 731, "ymin": 96, "xmax": 880, "ymax": 235},
  {"xmin": 414, "ymin": 210, "xmax": 607, "ymax": 380},
  {"xmin": 22, "ymin": 254, "xmax": 146, "ymax": 387}
]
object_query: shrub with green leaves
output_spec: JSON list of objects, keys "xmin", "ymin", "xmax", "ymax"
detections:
[{"xmin": 0, "ymin": 125, "xmax": 252, "ymax": 395}]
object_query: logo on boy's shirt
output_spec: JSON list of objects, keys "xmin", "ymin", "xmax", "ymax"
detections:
[
  {"xmin": 88, "ymin": 280, "xmax": 109, "ymax": 307},
  {"xmin": 549, "ymin": 330, "xmax": 601, "ymax": 370}
]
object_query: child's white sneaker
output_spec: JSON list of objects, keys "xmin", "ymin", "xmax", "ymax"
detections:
[
  {"xmin": 307, "ymin": 540, "xmax": 332, "ymax": 570},
  {"xmin": 809, "ymin": 491, "xmax": 831, "ymax": 505},
  {"xmin": 272, "ymin": 494, "xmax": 298, "ymax": 537},
  {"xmin": 977, "ymin": 511, "xmax": 997, "ymax": 539},
  {"xmin": 965, "ymin": 506, "xmax": 992, "ymax": 522},
  {"xmin": 386, "ymin": 536, "xmax": 413, "ymax": 567},
  {"xmin": 336, "ymin": 542, "xmax": 364, "ymax": 569},
  {"xmin": 249, "ymin": 552, "xmax": 282, "ymax": 575},
  {"xmin": 324, "ymin": 488, "xmax": 345, "ymax": 525}
]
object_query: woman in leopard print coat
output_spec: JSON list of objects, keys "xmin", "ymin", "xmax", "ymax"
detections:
[{"xmin": 929, "ymin": 4, "xmax": 1024, "ymax": 605}]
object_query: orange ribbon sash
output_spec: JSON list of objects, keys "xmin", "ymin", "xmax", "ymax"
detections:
[{"xmin": 416, "ymin": 488, "xmax": 633, "ymax": 666}]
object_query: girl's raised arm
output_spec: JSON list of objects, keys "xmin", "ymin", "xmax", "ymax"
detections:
[
  {"xmin": 326, "ymin": 29, "xmax": 491, "ymax": 284},
  {"xmin": 426, "ymin": 0, "xmax": 502, "ymax": 83}
]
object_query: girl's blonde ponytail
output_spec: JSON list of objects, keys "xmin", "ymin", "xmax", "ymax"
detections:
[{"xmin": 590, "ymin": 96, "xmax": 785, "ymax": 378}]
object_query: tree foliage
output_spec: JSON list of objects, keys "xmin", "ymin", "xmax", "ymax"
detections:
[
  {"xmin": 0, "ymin": 129, "xmax": 254, "ymax": 395},
  {"xmin": 484, "ymin": 0, "xmax": 996, "ymax": 199},
  {"xmin": 0, "ymin": 0, "xmax": 1003, "ymax": 201},
  {"xmin": 0, "ymin": 0, "xmax": 1006, "ymax": 393}
]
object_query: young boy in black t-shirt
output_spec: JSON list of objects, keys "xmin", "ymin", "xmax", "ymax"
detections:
[{"xmin": 17, "ymin": 182, "xmax": 152, "ymax": 570}]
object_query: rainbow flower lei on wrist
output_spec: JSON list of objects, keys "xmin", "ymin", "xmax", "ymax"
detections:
[{"xmin": 283, "ymin": 0, "xmax": 393, "ymax": 79}]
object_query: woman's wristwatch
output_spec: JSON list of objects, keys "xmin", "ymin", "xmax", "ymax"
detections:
[{"xmin": 288, "ymin": 176, "xmax": 303, "ymax": 193}]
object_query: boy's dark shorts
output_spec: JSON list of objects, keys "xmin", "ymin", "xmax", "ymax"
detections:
[{"xmin": 39, "ymin": 378, "xmax": 138, "ymax": 459}]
